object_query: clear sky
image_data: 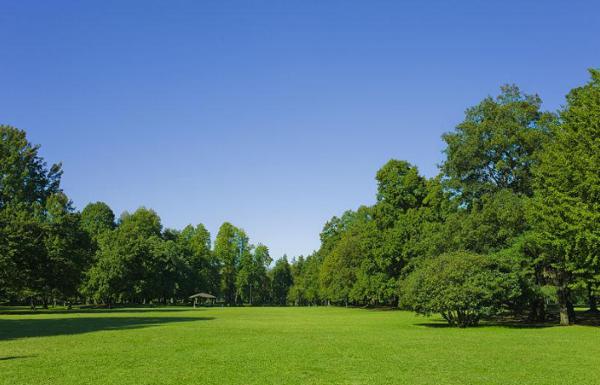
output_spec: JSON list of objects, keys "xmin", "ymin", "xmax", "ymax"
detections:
[{"xmin": 1, "ymin": 1, "xmax": 599, "ymax": 259}]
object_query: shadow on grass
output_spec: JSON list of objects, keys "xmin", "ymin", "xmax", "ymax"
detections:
[
  {"xmin": 416, "ymin": 310, "xmax": 600, "ymax": 329},
  {"xmin": 0, "ymin": 355, "xmax": 35, "ymax": 361},
  {"xmin": 0, "ymin": 306, "xmax": 199, "ymax": 316},
  {"xmin": 415, "ymin": 320, "xmax": 556, "ymax": 329},
  {"xmin": 361, "ymin": 306, "xmax": 401, "ymax": 312},
  {"xmin": 0, "ymin": 315, "xmax": 213, "ymax": 341}
]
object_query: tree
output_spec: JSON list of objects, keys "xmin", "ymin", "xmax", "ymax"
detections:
[
  {"xmin": 369, "ymin": 161, "xmax": 428, "ymax": 304},
  {"xmin": 118, "ymin": 208, "xmax": 162, "ymax": 238},
  {"xmin": 147, "ymin": 236, "xmax": 186, "ymax": 304},
  {"xmin": 80, "ymin": 202, "xmax": 115, "ymax": 242},
  {"xmin": 319, "ymin": 206, "xmax": 379, "ymax": 305},
  {"xmin": 288, "ymin": 256, "xmax": 307, "ymax": 305},
  {"xmin": 271, "ymin": 256, "xmax": 293, "ymax": 305},
  {"xmin": 179, "ymin": 224, "xmax": 219, "ymax": 297},
  {"xmin": 438, "ymin": 86, "xmax": 555, "ymax": 320},
  {"xmin": 237, "ymin": 243, "xmax": 272, "ymax": 304},
  {"xmin": 529, "ymin": 69, "xmax": 600, "ymax": 325},
  {"xmin": 1, "ymin": 126, "xmax": 63, "ymax": 299},
  {"xmin": 373, "ymin": 160, "xmax": 426, "ymax": 228},
  {"xmin": 319, "ymin": 229, "xmax": 361, "ymax": 306},
  {"xmin": 214, "ymin": 222, "xmax": 247, "ymax": 305},
  {"xmin": 0, "ymin": 125, "xmax": 87, "ymax": 307},
  {"xmin": 42, "ymin": 193, "xmax": 91, "ymax": 303},
  {"xmin": 401, "ymin": 252, "xmax": 521, "ymax": 327},
  {"xmin": 441, "ymin": 190, "xmax": 529, "ymax": 254},
  {"xmin": 83, "ymin": 207, "xmax": 164, "ymax": 306},
  {"xmin": 0, "ymin": 202, "xmax": 47, "ymax": 303},
  {"xmin": 236, "ymin": 244, "xmax": 255, "ymax": 304},
  {"xmin": 289, "ymin": 252, "xmax": 324, "ymax": 306},
  {"xmin": 441, "ymin": 85, "xmax": 552, "ymax": 203},
  {"xmin": 0, "ymin": 125, "xmax": 62, "ymax": 209}
]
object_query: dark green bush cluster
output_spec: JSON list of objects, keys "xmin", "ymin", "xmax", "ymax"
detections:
[{"xmin": 400, "ymin": 252, "xmax": 521, "ymax": 327}]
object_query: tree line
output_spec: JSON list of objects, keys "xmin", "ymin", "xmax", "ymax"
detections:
[
  {"xmin": 0, "ymin": 130, "xmax": 293, "ymax": 307},
  {"xmin": 286, "ymin": 70, "xmax": 599, "ymax": 326},
  {"xmin": 1, "ymin": 69, "xmax": 598, "ymax": 326}
]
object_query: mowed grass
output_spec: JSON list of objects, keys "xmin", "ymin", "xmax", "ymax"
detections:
[{"xmin": 1, "ymin": 307, "xmax": 599, "ymax": 385}]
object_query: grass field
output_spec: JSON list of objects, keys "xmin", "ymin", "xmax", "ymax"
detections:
[{"xmin": 1, "ymin": 306, "xmax": 599, "ymax": 385}]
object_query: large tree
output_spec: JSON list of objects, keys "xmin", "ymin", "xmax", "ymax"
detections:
[
  {"xmin": 373, "ymin": 159, "xmax": 427, "ymax": 228},
  {"xmin": 179, "ymin": 224, "xmax": 219, "ymax": 297},
  {"xmin": 0, "ymin": 125, "xmax": 62, "ymax": 209},
  {"xmin": 1, "ymin": 125, "xmax": 62, "ymax": 297},
  {"xmin": 214, "ymin": 222, "xmax": 248, "ymax": 305},
  {"xmin": 441, "ymin": 85, "xmax": 552, "ymax": 203},
  {"xmin": 237, "ymin": 243, "xmax": 271, "ymax": 305},
  {"xmin": 42, "ymin": 193, "xmax": 90, "ymax": 303},
  {"xmin": 271, "ymin": 256, "xmax": 293, "ymax": 305},
  {"xmin": 289, "ymin": 252, "xmax": 324, "ymax": 306},
  {"xmin": 0, "ymin": 125, "xmax": 87, "ymax": 306},
  {"xmin": 529, "ymin": 70, "xmax": 600, "ymax": 325},
  {"xmin": 438, "ymin": 86, "xmax": 555, "ymax": 320},
  {"xmin": 83, "ymin": 208, "xmax": 164, "ymax": 305}
]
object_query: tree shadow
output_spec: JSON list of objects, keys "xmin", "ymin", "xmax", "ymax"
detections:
[
  {"xmin": 0, "ymin": 355, "xmax": 35, "ymax": 361},
  {"xmin": 416, "ymin": 310, "xmax": 600, "ymax": 329},
  {"xmin": 572, "ymin": 310, "xmax": 600, "ymax": 327},
  {"xmin": 0, "ymin": 315, "xmax": 213, "ymax": 341},
  {"xmin": 362, "ymin": 306, "xmax": 401, "ymax": 311},
  {"xmin": 0, "ymin": 307, "xmax": 197, "ymax": 316},
  {"xmin": 415, "ymin": 321, "xmax": 556, "ymax": 329},
  {"xmin": 415, "ymin": 322, "xmax": 455, "ymax": 328}
]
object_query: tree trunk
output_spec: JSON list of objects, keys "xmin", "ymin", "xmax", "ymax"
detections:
[
  {"xmin": 587, "ymin": 282, "xmax": 598, "ymax": 312},
  {"xmin": 528, "ymin": 297, "xmax": 546, "ymax": 322},
  {"xmin": 557, "ymin": 286, "xmax": 571, "ymax": 326},
  {"xmin": 567, "ymin": 299, "xmax": 576, "ymax": 323}
]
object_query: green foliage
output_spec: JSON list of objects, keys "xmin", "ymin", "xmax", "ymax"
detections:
[
  {"xmin": 214, "ymin": 222, "xmax": 248, "ymax": 305},
  {"xmin": 374, "ymin": 159, "xmax": 427, "ymax": 228},
  {"xmin": 271, "ymin": 256, "xmax": 293, "ymax": 305},
  {"xmin": 401, "ymin": 252, "xmax": 522, "ymax": 327},
  {"xmin": 0, "ymin": 202, "xmax": 48, "ymax": 298},
  {"xmin": 42, "ymin": 193, "xmax": 91, "ymax": 298},
  {"xmin": 288, "ymin": 253, "xmax": 323, "ymax": 305},
  {"xmin": 83, "ymin": 208, "xmax": 165, "ymax": 303},
  {"xmin": 179, "ymin": 224, "xmax": 219, "ymax": 297},
  {"xmin": 441, "ymin": 85, "xmax": 552, "ymax": 203},
  {"xmin": 528, "ymin": 69, "xmax": 600, "ymax": 324},
  {"xmin": 237, "ymin": 243, "xmax": 272, "ymax": 304},
  {"xmin": 315, "ymin": 161, "xmax": 431, "ymax": 307},
  {"xmin": 0, "ymin": 125, "xmax": 62, "ymax": 209},
  {"xmin": 80, "ymin": 202, "xmax": 115, "ymax": 241},
  {"xmin": 440, "ymin": 190, "xmax": 529, "ymax": 254},
  {"xmin": 0, "ymin": 126, "xmax": 88, "ymax": 304},
  {"xmin": 319, "ymin": 207, "xmax": 372, "ymax": 304}
]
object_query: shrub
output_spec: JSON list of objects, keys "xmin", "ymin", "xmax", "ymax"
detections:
[{"xmin": 400, "ymin": 252, "xmax": 521, "ymax": 327}]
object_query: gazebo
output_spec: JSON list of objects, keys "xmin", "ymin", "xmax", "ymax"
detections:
[{"xmin": 189, "ymin": 292, "xmax": 216, "ymax": 307}]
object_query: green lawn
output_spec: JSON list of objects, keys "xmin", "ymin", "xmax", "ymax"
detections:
[{"xmin": 1, "ymin": 306, "xmax": 599, "ymax": 385}]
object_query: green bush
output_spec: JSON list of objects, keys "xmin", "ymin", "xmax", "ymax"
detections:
[{"xmin": 400, "ymin": 252, "xmax": 521, "ymax": 327}]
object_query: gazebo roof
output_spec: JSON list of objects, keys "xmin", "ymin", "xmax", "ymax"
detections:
[{"xmin": 189, "ymin": 292, "xmax": 216, "ymax": 299}]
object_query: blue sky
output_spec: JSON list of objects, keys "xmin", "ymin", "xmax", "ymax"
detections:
[{"xmin": 1, "ymin": 0, "xmax": 599, "ymax": 259}]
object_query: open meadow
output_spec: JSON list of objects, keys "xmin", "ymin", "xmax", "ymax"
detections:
[{"xmin": 1, "ymin": 306, "xmax": 599, "ymax": 385}]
